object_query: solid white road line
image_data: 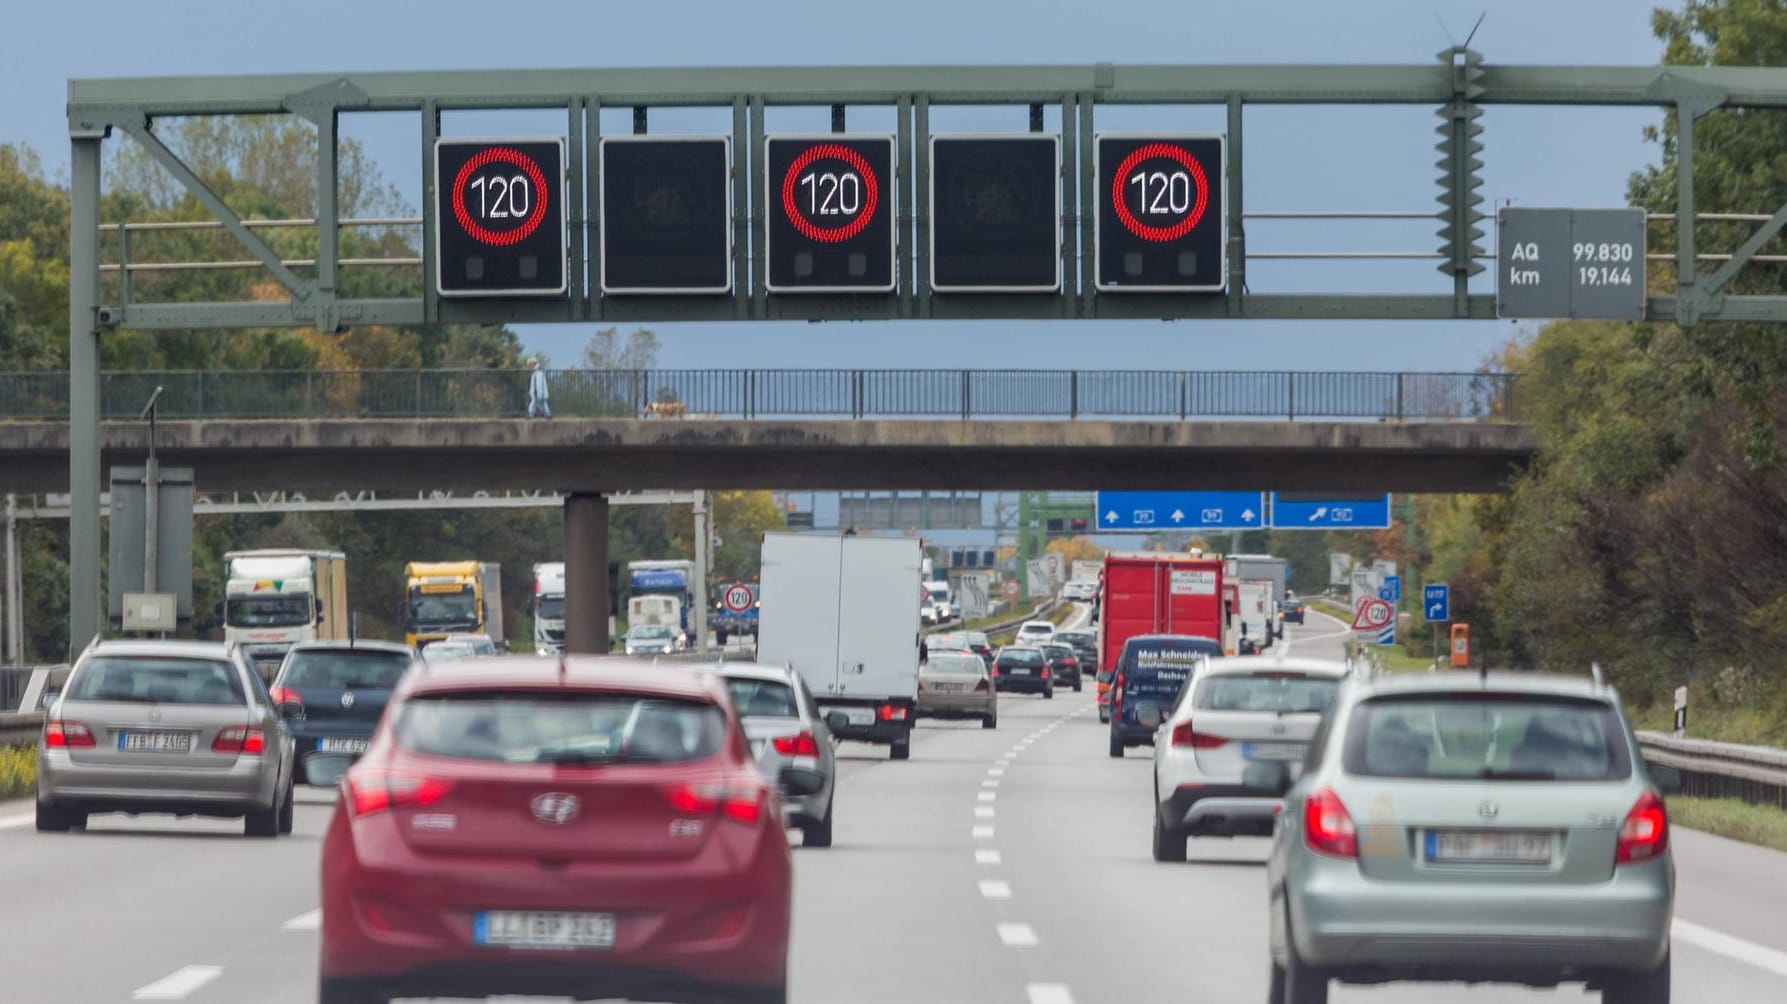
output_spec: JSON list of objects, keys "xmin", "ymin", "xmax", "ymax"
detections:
[
  {"xmin": 978, "ymin": 880, "xmax": 1012, "ymax": 899},
  {"xmin": 132, "ymin": 966, "xmax": 224, "ymax": 1000},
  {"xmin": 0, "ymin": 813, "xmax": 34, "ymax": 830},
  {"xmin": 997, "ymin": 923, "xmax": 1038, "ymax": 947},
  {"xmin": 1674, "ymin": 919, "xmax": 1787, "ymax": 979},
  {"xmin": 282, "ymin": 908, "xmax": 321, "ymax": 931},
  {"xmin": 975, "ymin": 849, "xmax": 1002, "ymax": 865},
  {"xmin": 973, "ymin": 825, "xmax": 995, "ymax": 839},
  {"xmin": 1027, "ymin": 985, "xmax": 1076, "ymax": 1004}
]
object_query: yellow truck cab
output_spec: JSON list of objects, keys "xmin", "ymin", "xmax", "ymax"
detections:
[{"xmin": 402, "ymin": 561, "xmax": 503, "ymax": 650}]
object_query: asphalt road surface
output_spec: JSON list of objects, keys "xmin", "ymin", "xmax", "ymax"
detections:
[{"xmin": 2, "ymin": 610, "xmax": 1785, "ymax": 1002}]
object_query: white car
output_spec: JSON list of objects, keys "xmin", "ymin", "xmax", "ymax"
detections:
[
  {"xmin": 1144, "ymin": 656, "xmax": 1351, "ymax": 863},
  {"xmin": 1013, "ymin": 620, "xmax": 1056, "ymax": 646}
]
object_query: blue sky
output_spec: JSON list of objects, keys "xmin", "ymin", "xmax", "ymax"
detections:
[{"xmin": 1, "ymin": 0, "xmax": 1669, "ymax": 373}]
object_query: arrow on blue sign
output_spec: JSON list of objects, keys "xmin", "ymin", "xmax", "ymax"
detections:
[
  {"xmin": 1096, "ymin": 491, "xmax": 1266, "ymax": 531},
  {"xmin": 1423, "ymin": 583, "xmax": 1450, "ymax": 623},
  {"xmin": 1268, "ymin": 493, "xmax": 1393, "ymax": 529}
]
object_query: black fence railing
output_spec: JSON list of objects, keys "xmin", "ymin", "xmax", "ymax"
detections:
[{"xmin": 0, "ymin": 369, "xmax": 1522, "ymax": 422}]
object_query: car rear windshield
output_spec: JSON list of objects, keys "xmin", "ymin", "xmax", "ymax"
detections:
[
  {"xmin": 68, "ymin": 656, "xmax": 245, "ymax": 706},
  {"xmin": 726, "ymin": 678, "xmax": 799, "ymax": 719},
  {"xmin": 1056, "ymin": 632, "xmax": 1094, "ymax": 646},
  {"xmin": 394, "ymin": 690, "xmax": 728, "ymax": 765},
  {"xmin": 925, "ymin": 654, "xmax": 984, "ymax": 675},
  {"xmin": 1342, "ymin": 695, "xmax": 1634, "ymax": 781},
  {"xmin": 998, "ymin": 649, "xmax": 1045, "ymax": 667},
  {"xmin": 1041, "ymin": 645, "xmax": 1075, "ymax": 661},
  {"xmin": 282, "ymin": 650, "xmax": 412, "ymax": 690},
  {"xmin": 1194, "ymin": 673, "xmax": 1339, "ymax": 714}
]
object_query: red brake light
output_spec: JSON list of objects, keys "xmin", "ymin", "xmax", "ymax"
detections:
[
  {"xmin": 44, "ymin": 719, "xmax": 96, "ymax": 749},
  {"xmin": 990, "ymin": 666, "xmax": 1000, "ymax": 677},
  {"xmin": 1169, "ymin": 721, "xmax": 1227, "ymax": 748},
  {"xmin": 344, "ymin": 769, "xmax": 455, "ymax": 817},
  {"xmin": 878, "ymin": 703, "xmax": 908, "ymax": 722},
  {"xmin": 663, "ymin": 780, "xmax": 765, "ymax": 825},
  {"xmin": 772, "ymin": 731, "xmax": 820, "ymax": 757},
  {"xmin": 269, "ymin": 685, "xmax": 302, "ymax": 706},
  {"xmin": 1040, "ymin": 667, "xmax": 1051, "ymax": 678},
  {"xmin": 974, "ymin": 679, "xmax": 990, "ymax": 693},
  {"xmin": 1303, "ymin": 788, "xmax": 1358, "ymax": 858},
  {"xmin": 213, "ymin": 725, "xmax": 266, "ymax": 755},
  {"xmin": 1616, "ymin": 791, "xmax": 1669, "ymax": 864}
]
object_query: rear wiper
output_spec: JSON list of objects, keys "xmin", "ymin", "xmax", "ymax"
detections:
[
  {"xmin": 1475, "ymin": 768, "xmax": 1556, "ymax": 781},
  {"xmin": 534, "ymin": 750, "xmax": 621, "ymax": 766}
]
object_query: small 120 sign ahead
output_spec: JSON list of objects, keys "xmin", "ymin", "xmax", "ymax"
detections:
[{"xmin": 435, "ymin": 137, "xmax": 567, "ymax": 297}]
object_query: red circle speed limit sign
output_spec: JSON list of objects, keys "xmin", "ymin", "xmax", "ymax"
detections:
[
  {"xmin": 1351, "ymin": 598, "xmax": 1394, "ymax": 631},
  {"xmin": 723, "ymin": 584, "xmax": 754, "ymax": 613}
]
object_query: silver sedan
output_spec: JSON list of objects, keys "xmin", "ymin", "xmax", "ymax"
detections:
[
  {"xmin": 707, "ymin": 662, "xmax": 840, "ymax": 848},
  {"xmin": 36, "ymin": 640, "xmax": 297, "ymax": 837},
  {"xmin": 916, "ymin": 650, "xmax": 998, "ymax": 728}
]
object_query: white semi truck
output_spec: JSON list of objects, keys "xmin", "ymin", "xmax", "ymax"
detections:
[
  {"xmin": 222, "ymin": 549, "xmax": 349, "ymax": 677},
  {"xmin": 531, "ymin": 562, "xmax": 566, "ymax": 655},
  {"xmin": 758, "ymin": 532, "xmax": 923, "ymax": 761}
]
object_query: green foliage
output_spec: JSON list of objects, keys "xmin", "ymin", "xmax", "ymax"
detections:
[
  {"xmin": 1666, "ymin": 796, "xmax": 1787, "ymax": 852},
  {"xmin": 0, "ymin": 745, "xmax": 36, "ymax": 800}
]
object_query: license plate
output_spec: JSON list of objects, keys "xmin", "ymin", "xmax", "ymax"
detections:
[
  {"xmin": 475, "ymin": 911, "xmax": 615, "ymax": 950},
  {"xmin": 929, "ymin": 682, "xmax": 965, "ymax": 693},
  {"xmin": 1006, "ymin": 667, "xmax": 1031, "ymax": 676},
  {"xmin": 316, "ymin": 737, "xmax": 368, "ymax": 754},
  {"xmin": 1425, "ymin": 829, "xmax": 1553, "ymax": 864},
  {"xmin": 1242, "ymin": 741, "xmax": 1305, "ymax": 761},
  {"xmin": 118, "ymin": 731, "xmax": 190, "ymax": 753}
]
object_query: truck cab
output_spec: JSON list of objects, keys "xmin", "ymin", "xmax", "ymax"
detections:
[
  {"xmin": 402, "ymin": 561, "xmax": 502, "ymax": 650},
  {"xmin": 531, "ymin": 562, "xmax": 566, "ymax": 655},
  {"xmin": 222, "ymin": 549, "xmax": 348, "ymax": 678}
]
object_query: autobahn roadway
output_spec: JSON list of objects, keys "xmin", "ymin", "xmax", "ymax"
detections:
[{"xmin": 1, "ymin": 611, "xmax": 1785, "ymax": 1002}]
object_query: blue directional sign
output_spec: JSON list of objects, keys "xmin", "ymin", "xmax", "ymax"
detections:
[
  {"xmin": 1383, "ymin": 575, "xmax": 1401, "ymax": 602},
  {"xmin": 1096, "ymin": 491, "xmax": 1266, "ymax": 532},
  {"xmin": 1269, "ymin": 493, "xmax": 1393, "ymax": 529},
  {"xmin": 1424, "ymin": 583, "xmax": 1450, "ymax": 623}
]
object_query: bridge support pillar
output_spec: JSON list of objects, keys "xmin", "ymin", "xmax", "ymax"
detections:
[{"xmin": 564, "ymin": 492, "xmax": 610, "ymax": 656}]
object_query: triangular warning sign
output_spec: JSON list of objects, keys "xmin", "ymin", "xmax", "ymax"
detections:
[{"xmin": 1351, "ymin": 598, "xmax": 1392, "ymax": 631}]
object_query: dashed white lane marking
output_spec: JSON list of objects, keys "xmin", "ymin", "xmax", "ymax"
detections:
[
  {"xmin": 282, "ymin": 908, "xmax": 321, "ymax": 931},
  {"xmin": 132, "ymin": 966, "xmax": 224, "ymax": 1000},
  {"xmin": 975, "ymin": 806, "xmax": 996, "ymax": 818},
  {"xmin": 0, "ymin": 814, "xmax": 34, "ymax": 830},
  {"xmin": 979, "ymin": 880, "xmax": 1012, "ymax": 899},
  {"xmin": 982, "ymin": 779, "xmax": 1000, "ymax": 788},
  {"xmin": 978, "ymin": 791, "xmax": 997, "ymax": 802},
  {"xmin": 975, "ymin": 849, "xmax": 1002, "ymax": 865},
  {"xmin": 973, "ymin": 825, "xmax": 995, "ymax": 839},
  {"xmin": 998, "ymin": 923, "xmax": 1038, "ymax": 947},
  {"xmin": 1027, "ymin": 985, "xmax": 1076, "ymax": 1004},
  {"xmin": 1674, "ymin": 919, "xmax": 1787, "ymax": 979},
  {"xmin": 987, "ymin": 767, "xmax": 1005, "ymax": 776}
]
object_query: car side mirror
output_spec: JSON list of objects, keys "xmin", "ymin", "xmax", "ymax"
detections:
[
  {"xmin": 1645, "ymin": 762, "xmax": 1683, "ymax": 795},
  {"xmin": 1242, "ymin": 761, "xmax": 1292, "ymax": 797},
  {"xmin": 277, "ymin": 700, "xmax": 306, "ymax": 721},
  {"xmin": 1137, "ymin": 705, "xmax": 1164, "ymax": 730},
  {"xmin": 777, "ymin": 766, "xmax": 824, "ymax": 797},
  {"xmin": 824, "ymin": 711, "xmax": 850, "ymax": 733},
  {"xmin": 306, "ymin": 754, "xmax": 353, "ymax": 788}
]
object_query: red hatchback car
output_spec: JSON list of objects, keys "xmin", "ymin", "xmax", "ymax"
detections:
[{"xmin": 318, "ymin": 656, "xmax": 794, "ymax": 1004}]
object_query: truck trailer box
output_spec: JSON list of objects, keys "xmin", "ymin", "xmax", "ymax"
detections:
[
  {"xmin": 1095, "ymin": 552, "xmax": 1227, "ymax": 676},
  {"xmin": 758, "ymin": 532, "xmax": 923, "ymax": 760}
]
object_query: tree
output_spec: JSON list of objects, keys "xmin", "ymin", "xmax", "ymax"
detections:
[
  {"xmin": 1044, "ymin": 536, "xmax": 1105, "ymax": 565},
  {"xmin": 583, "ymin": 327, "xmax": 659, "ymax": 370},
  {"xmin": 710, "ymin": 492, "xmax": 788, "ymax": 585}
]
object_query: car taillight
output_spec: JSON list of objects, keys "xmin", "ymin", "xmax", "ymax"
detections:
[
  {"xmin": 1616, "ymin": 791, "xmax": 1669, "ymax": 864},
  {"xmin": 990, "ymin": 666, "xmax": 1000, "ymax": 677},
  {"xmin": 772, "ymin": 731, "xmax": 820, "ymax": 757},
  {"xmin": 878, "ymin": 704, "xmax": 908, "ymax": 722},
  {"xmin": 344, "ymin": 769, "xmax": 455, "ymax": 816},
  {"xmin": 268, "ymin": 685, "xmax": 302, "ymax": 706},
  {"xmin": 1040, "ymin": 667, "xmax": 1051, "ymax": 679},
  {"xmin": 1303, "ymin": 788, "xmax": 1358, "ymax": 859},
  {"xmin": 664, "ymin": 780, "xmax": 765, "ymax": 825},
  {"xmin": 1169, "ymin": 721, "xmax": 1227, "ymax": 748},
  {"xmin": 44, "ymin": 719, "xmax": 95, "ymax": 748},
  {"xmin": 213, "ymin": 725, "xmax": 266, "ymax": 755},
  {"xmin": 974, "ymin": 679, "xmax": 990, "ymax": 693}
]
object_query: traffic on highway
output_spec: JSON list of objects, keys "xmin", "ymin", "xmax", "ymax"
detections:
[{"xmin": 6, "ymin": 542, "xmax": 1787, "ymax": 1004}]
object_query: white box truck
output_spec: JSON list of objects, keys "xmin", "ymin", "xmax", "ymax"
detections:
[
  {"xmin": 222, "ymin": 549, "xmax": 349, "ymax": 677},
  {"xmin": 758, "ymin": 532, "xmax": 923, "ymax": 760}
]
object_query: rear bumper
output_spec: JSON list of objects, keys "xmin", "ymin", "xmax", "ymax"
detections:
[
  {"xmin": 1287, "ymin": 854, "xmax": 1673, "ymax": 977},
  {"xmin": 915, "ymin": 692, "xmax": 995, "ymax": 718},
  {"xmin": 321, "ymin": 815, "xmax": 791, "ymax": 997},
  {"xmin": 1110, "ymin": 721, "xmax": 1156, "ymax": 746},
  {"xmin": 1157, "ymin": 784, "xmax": 1280, "ymax": 837},
  {"xmin": 37, "ymin": 748, "xmax": 279, "ymax": 811},
  {"xmin": 996, "ymin": 676, "xmax": 1051, "ymax": 694},
  {"xmin": 289, "ymin": 726, "xmax": 374, "ymax": 783}
]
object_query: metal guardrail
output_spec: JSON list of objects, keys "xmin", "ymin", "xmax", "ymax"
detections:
[
  {"xmin": 0, "ymin": 368, "xmax": 1521, "ymax": 423},
  {"xmin": 1636, "ymin": 732, "xmax": 1787, "ymax": 810}
]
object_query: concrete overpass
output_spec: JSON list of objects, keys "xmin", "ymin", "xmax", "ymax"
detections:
[{"xmin": 0, "ymin": 417, "xmax": 1536, "ymax": 495}]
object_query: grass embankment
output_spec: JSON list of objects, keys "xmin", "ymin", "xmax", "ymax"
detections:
[
  {"xmin": 0, "ymin": 745, "xmax": 36, "ymax": 800},
  {"xmin": 1667, "ymin": 796, "xmax": 1787, "ymax": 853}
]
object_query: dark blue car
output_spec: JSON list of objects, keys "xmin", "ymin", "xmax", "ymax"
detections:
[
  {"xmin": 268, "ymin": 640, "xmax": 417, "ymax": 784},
  {"xmin": 1108, "ymin": 634, "xmax": 1223, "ymax": 758}
]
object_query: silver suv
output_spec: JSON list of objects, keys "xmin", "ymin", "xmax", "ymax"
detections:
[
  {"xmin": 38, "ymin": 640, "xmax": 297, "ymax": 837},
  {"xmin": 1262, "ymin": 670, "xmax": 1677, "ymax": 1004}
]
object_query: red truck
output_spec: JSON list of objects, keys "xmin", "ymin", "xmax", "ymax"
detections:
[{"xmin": 1094, "ymin": 551, "xmax": 1228, "ymax": 722}]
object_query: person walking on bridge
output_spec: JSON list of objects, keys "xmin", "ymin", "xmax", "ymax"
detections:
[{"xmin": 526, "ymin": 357, "xmax": 551, "ymax": 419}]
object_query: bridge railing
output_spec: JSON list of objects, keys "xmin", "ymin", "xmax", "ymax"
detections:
[{"xmin": 0, "ymin": 369, "xmax": 1521, "ymax": 423}]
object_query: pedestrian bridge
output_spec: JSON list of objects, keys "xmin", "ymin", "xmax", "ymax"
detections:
[{"xmin": 1, "ymin": 367, "xmax": 1534, "ymax": 494}]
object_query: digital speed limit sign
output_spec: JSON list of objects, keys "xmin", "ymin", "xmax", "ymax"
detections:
[
  {"xmin": 434, "ymin": 137, "xmax": 567, "ymax": 297},
  {"xmin": 1095, "ymin": 134, "xmax": 1226, "ymax": 293},
  {"xmin": 765, "ymin": 135, "xmax": 896, "ymax": 293}
]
